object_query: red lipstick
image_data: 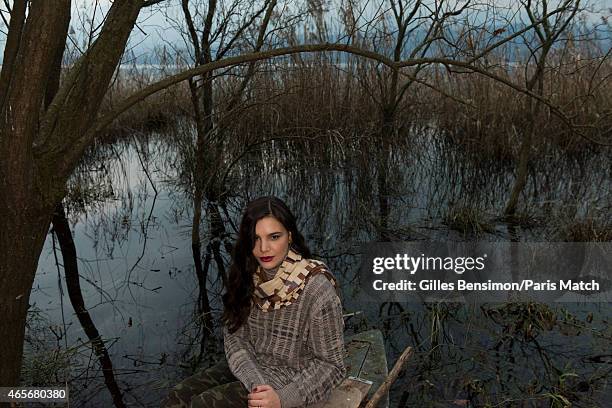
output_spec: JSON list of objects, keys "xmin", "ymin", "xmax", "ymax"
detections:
[{"xmin": 260, "ymin": 256, "xmax": 274, "ymax": 262}]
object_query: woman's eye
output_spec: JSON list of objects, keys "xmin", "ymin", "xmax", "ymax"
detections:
[{"xmin": 271, "ymin": 234, "xmax": 280, "ymax": 240}]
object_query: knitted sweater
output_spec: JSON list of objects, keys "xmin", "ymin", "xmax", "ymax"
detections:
[{"xmin": 223, "ymin": 272, "xmax": 346, "ymax": 408}]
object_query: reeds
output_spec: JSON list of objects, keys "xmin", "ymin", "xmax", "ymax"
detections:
[
  {"xmin": 435, "ymin": 39, "xmax": 612, "ymax": 159},
  {"xmin": 442, "ymin": 205, "xmax": 495, "ymax": 236},
  {"xmin": 100, "ymin": 64, "xmax": 192, "ymax": 139},
  {"xmin": 100, "ymin": 38, "xmax": 610, "ymax": 162},
  {"xmin": 555, "ymin": 217, "xmax": 612, "ymax": 242}
]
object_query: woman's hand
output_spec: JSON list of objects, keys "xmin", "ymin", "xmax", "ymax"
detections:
[{"xmin": 247, "ymin": 384, "xmax": 281, "ymax": 408}]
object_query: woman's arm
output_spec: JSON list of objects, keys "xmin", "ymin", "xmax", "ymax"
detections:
[
  {"xmin": 276, "ymin": 280, "xmax": 346, "ymax": 407},
  {"xmin": 224, "ymin": 322, "xmax": 267, "ymax": 390}
]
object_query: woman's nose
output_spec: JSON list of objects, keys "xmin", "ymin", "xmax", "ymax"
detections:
[{"xmin": 260, "ymin": 239, "xmax": 270, "ymax": 252}]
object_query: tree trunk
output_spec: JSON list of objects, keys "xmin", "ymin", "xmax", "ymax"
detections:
[
  {"xmin": 504, "ymin": 70, "xmax": 546, "ymax": 216},
  {"xmin": 504, "ymin": 128, "xmax": 533, "ymax": 216},
  {"xmin": 0, "ymin": 0, "xmax": 143, "ymax": 389},
  {"xmin": 377, "ymin": 106, "xmax": 395, "ymax": 241},
  {"xmin": 0, "ymin": 198, "xmax": 51, "ymax": 386},
  {"xmin": 188, "ymin": 71, "xmax": 215, "ymax": 337}
]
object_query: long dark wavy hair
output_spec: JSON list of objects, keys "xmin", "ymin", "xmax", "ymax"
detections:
[{"xmin": 222, "ymin": 196, "xmax": 311, "ymax": 333}]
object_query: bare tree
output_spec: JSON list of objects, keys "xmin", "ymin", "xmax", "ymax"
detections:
[
  {"xmin": 175, "ymin": 0, "xmax": 280, "ymax": 361},
  {"xmin": 0, "ymin": 1, "xmax": 390, "ymax": 388},
  {"xmin": 505, "ymin": 0, "xmax": 582, "ymax": 216},
  {"xmin": 0, "ymin": 0, "xmax": 597, "ymax": 390},
  {"xmin": 337, "ymin": 0, "xmax": 599, "ymax": 222}
]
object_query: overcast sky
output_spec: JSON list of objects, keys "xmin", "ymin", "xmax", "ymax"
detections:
[{"xmin": 0, "ymin": 0, "xmax": 609, "ymax": 63}]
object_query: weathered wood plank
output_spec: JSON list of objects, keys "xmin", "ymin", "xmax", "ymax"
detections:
[
  {"xmin": 321, "ymin": 377, "xmax": 372, "ymax": 408},
  {"xmin": 346, "ymin": 330, "xmax": 389, "ymax": 406},
  {"xmin": 322, "ymin": 330, "xmax": 389, "ymax": 408}
]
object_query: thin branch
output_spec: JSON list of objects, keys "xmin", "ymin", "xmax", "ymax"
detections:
[
  {"xmin": 225, "ymin": 0, "xmax": 277, "ymax": 110},
  {"xmin": 0, "ymin": 0, "xmax": 26, "ymax": 112},
  {"xmin": 215, "ymin": 1, "xmax": 270, "ymax": 60},
  {"xmin": 142, "ymin": 0, "xmax": 166, "ymax": 7},
  {"xmin": 181, "ymin": 0, "xmax": 201, "ymax": 61},
  {"xmin": 0, "ymin": 8, "xmax": 9, "ymax": 28}
]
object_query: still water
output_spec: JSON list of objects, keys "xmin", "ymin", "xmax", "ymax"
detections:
[{"xmin": 29, "ymin": 128, "xmax": 611, "ymax": 406}]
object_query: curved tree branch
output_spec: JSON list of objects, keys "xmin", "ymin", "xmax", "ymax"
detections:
[{"xmin": 90, "ymin": 43, "xmax": 397, "ymax": 136}]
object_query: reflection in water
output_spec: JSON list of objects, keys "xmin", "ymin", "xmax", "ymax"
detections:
[
  {"xmin": 52, "ymin": 203, "xmax": 127, "ymax": 408},
  {"xmin": 28, "ymin": 126, "xmax": 610, "ymax": 406}
]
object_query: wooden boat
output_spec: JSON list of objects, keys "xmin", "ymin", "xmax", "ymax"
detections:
[
  {"xmin": 167, "ymin": 329, "xmax": 389, "ymax": 407},
  {"xmin": 323, "ymin": 330, "xmax": 389, "ymax": 408}
]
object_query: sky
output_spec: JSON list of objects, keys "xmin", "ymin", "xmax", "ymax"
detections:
[{"xmin": 1, "ymin": 0, "xmax": 610, "ymax": 63}]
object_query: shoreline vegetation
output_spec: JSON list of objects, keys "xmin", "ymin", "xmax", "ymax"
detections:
[
  {"xmin": 102, "ymin": 37, "xmax": 611, "ymax": 158},
  {"xmin": 4, "ymin": 1, "xmax": 610, "ymax": 406},
  {"xmin": 39, "ymin": 39, "xmax": 608, "ymax": 405},
  {"xmin": 94, "ymin": 34, "xmax": 611, "ymax": 239}
]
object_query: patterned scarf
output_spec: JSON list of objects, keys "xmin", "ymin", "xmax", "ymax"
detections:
[{"xmin": 252, "ymin": 249, "xmax": 337, "ymax": 311}]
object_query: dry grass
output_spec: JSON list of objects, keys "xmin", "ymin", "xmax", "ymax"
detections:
[
  {"xmin": 555, "ymin": 217, "xmax": 612, "ymax": 242},
  {"xmin": 98, "ymin": 38, "xmax": 611, "ymax": 163},
  {"xmin": 99, "ymin": 67, "xmax": 192, "ymax": 140},
  {"xmin": 434, "ymin": 44, "xmax": 612, "ymax": 159},
  {"xmin": 442, "ymin": 205, "xmax": 495, "ymax": 236}
]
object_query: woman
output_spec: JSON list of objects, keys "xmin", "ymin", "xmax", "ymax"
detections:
[{"xmin": 162, "ymin": 196, "xmax": 346, "ymax": 407}]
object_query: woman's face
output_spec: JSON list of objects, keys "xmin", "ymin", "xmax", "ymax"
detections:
[{"xmin": 252, "ymin": 216, "xmax": 292, "ymax": 270}]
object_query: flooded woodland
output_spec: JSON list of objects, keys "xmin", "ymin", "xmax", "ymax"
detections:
[
  {"xmin": 28, "ymin": 80, "xmax": 611, "ymax": 406},
  {"xmin": 1, "ymin": 0, "xmax": 611, "ymax": 407}
]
